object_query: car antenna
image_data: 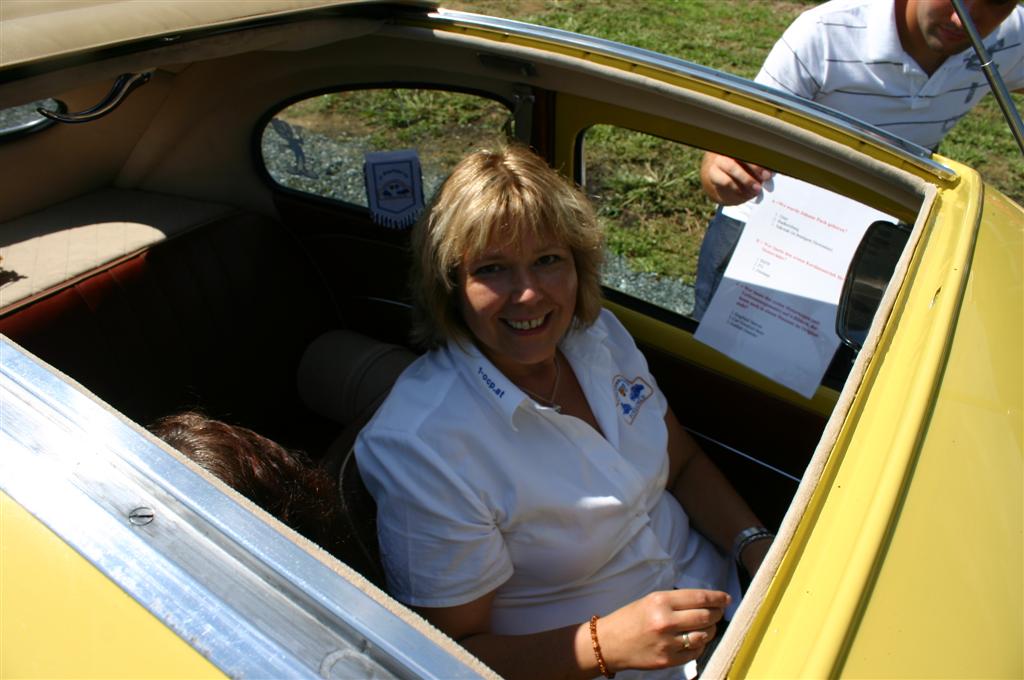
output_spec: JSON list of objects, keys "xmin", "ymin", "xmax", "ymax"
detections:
[{"xmin": 950, "ymin": 0, "xmax": 1024, "ymax": 157}]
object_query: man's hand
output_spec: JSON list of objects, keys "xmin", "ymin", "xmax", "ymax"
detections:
[{"xmin": 700, "ymin": 152, "xmax": 773, "ymax": 205}]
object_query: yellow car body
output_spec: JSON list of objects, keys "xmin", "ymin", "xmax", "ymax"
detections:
[
  {"xmin": 1, "ymin": 495, "xmax": 223, "ymax": 678},
  {"xmin": 739, "ymin": 168, "xmax": 1022, "ymax": 678},
  {"xmin": 1, "ymin": 2, "xmax": 1020, "ymax": 678}
]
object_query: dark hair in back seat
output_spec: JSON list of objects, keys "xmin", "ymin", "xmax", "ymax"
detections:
[{"xmin": 149, "ymin": 411, "xmax": 346, "ymax": 559}]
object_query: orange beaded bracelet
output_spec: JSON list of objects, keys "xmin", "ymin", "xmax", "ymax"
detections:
[{"xmin": 589, "ymin": 614, "xmax": 615, "ymax": 679}]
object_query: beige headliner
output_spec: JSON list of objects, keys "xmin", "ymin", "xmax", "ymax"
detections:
[{"xmin": 0, "ymin": 0, "xmax": 436, "ymax": 69}]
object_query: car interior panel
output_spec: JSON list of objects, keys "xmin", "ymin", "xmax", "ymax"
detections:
[{"xmin": 0, "ymin": 196, "xmax": 343, "ymax": 456}]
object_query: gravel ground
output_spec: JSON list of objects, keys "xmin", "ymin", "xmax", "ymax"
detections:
[
  {"xmin": 262, "ymin": 119, "xmax": 451, "ymax": 206},
  {"xmin": 602, "ymin": 254, "xmax": 694, "ymax": 316}
]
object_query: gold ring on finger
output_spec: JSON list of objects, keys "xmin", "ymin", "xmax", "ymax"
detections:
[{"xmin": 682, "ymin": 632, "xmax": 691, "ymax": 649}]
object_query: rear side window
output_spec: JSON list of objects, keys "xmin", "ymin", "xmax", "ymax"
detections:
[
  {"xmin": 581, "ymin": 125, "xmax": 899, "ymax": 395},
  {"xmin": 260, "ymin": 89, "xmax": 510, "ymax": 206}
]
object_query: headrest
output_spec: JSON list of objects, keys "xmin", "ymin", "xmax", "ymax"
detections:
[{"xmin": 297, "ymin": 330, "xmax": 416, "ymax": 425}]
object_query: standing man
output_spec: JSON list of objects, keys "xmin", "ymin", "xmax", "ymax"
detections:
[{"xmin": 693, "ymin": 0, "xmax": 1023, "ymax": 319}]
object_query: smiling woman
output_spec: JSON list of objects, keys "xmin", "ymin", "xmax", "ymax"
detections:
[
  {"xmin": 439, "ymin": 152, "xmax": 588, "ymax": 388},
  {"xmin": 355, "ymin": 145, "xmax": 771, "ymax": 680},
  {"xmin": 458, "ymin": 226, "xmax": 579, "ymax": 392},
  {"xmin": 409, "ymin": 145, "xmax": 604, "ymax": 353}
]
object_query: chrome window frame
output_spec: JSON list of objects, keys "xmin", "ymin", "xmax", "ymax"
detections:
[{"xmin": 0, "ymin": 336, "xmax": 485, "ymax": 679}]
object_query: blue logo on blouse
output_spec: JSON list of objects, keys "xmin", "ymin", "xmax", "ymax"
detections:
[
  {"xmin": 477, "ymin": 365, "xmax": 506, "ymax": 399},
  {"xmin": 613, "ymin": 375, "xmax": 652, "ymax": 424}
]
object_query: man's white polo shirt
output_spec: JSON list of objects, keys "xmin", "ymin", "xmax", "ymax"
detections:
[
  {"xmin": 723, "ymin": 0, "xmax": 1023, "ymax": 224},
  {"xmin": 356, "ymin": 309, "xmax": 739, "ymax": 638},
  {"xmin": 758, "ymin": 0, "xmax": 1023, "ymax": 150}
]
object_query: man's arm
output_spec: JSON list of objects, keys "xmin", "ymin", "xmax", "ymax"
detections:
[{"xmin": 699, "ymin": 8, "xmax": 828, "ymax": 205}]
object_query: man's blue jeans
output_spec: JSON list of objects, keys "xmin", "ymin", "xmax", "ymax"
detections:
[{"xmin": 693, "ymin": 206, "xmax": 746, "ymax": 321}]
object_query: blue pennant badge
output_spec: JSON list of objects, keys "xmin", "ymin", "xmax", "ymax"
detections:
[
  {"xmin": 364, "ymin": 149, "xmax": 425, "ymax": 229},
  {"xmin": 613, "ymin": 375, "xmax": 652, "ymax": 424}
]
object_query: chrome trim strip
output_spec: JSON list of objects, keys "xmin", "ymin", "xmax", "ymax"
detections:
[
  {"xmin": 427, "ymin": 9, "xmax": 956, "ymax": 181},
  {"xmin": 0, "ymin": 337, "xmax": 483, "ymax": 679}
]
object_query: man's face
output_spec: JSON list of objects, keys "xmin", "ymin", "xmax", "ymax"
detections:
[{"xmin": 911, "ymin": 0, "xmax": 1018, "ymax": 57}]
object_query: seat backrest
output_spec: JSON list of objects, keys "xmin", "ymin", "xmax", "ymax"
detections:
[
  {"xmin": 297, "ymin": 329, "xmax": 417, "ymax": 475},
  {"xmin": 0, "ymin": 200, "xmax": 343, "ymax": 455},
  {"xmin": 297, "ymin": 329, "xmax": 417, "ymax": 585}
]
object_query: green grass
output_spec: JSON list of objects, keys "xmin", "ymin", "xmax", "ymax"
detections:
[
  {"xmin": 585, "ymin": 126, "xmax": 710, "ymax": 281},
  {"xmin": 473, "ymin": 0, "xmax": 814, "ymax": 75},
  {"xmin": 282, "ymin": 2, "xmax": 1021, "ymax": 283},
  {"xmin": 939, "ymin": 95, "xmax": 1024, "ymax": 203},
  {"xmin": 287, "ymin": 89, "xmax": 508, "ymax": 159},
  {"xmin": 448, "ymin": 0, "xmax": 1024, "ymax": 278},
  {"xmin": 446, "ymin": 1, "xmax": 820, "ymax": 282}
]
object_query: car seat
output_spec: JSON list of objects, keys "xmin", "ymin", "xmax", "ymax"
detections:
[{"xmin": 296, "ymin": 329, "xmax": 416, "ymax": 586}]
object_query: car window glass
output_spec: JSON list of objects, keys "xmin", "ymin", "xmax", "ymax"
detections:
[
  {"xmin": 261, "ymin": 89, "xmax": 510, "ymax": 206},
  {"xmin": 583, "ymin": 125, "xmax": 904, "ymax": 393},
  {"xmin": 0, "ymin": 99, "xmax": 61, "ymax": 139},
  {"xmin": 582, "ymin": 125, "xmax": 712, "ymax": 318}
]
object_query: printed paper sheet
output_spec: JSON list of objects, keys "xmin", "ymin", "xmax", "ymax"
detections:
[{"xmin": 695, "ymin": 175, "xmax": 897, "ymax": 397}]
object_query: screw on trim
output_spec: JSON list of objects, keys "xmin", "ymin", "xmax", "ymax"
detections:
[{"xmin": 128, "ymin": 507, "xmax": 155, "ymax": 526}]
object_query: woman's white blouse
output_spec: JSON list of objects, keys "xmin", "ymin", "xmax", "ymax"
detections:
[{"xmin": 355, "ymin": 309, "xmax": 738, "ymax": 636}]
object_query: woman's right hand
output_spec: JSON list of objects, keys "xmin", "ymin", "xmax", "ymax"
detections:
[{"xmin": 596, "ymin": 589, "xmax": 730, "ymax": 673}]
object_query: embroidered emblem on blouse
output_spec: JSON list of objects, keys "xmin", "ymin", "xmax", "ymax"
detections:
[{"xmin": 613, "ymin": 375, "xmax": 652, "ymax": 424}]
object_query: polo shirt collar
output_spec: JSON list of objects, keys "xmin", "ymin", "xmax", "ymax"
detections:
[
  {"xmin": 866, "ymin": 0, "xmax": 906, "ymax": 65},
  {"xmin": 446, "ymin": 321, "xmax": 608, "ymax": 431},
  {"xmin": 446, "ymin": 339, "xmax": 531, "ymax": 430},
  {"xmin": 560, "ymin": 317, "xmax": 608, "ymax": 366}
]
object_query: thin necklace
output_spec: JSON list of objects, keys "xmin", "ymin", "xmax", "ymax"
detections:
[{"xmin": 520, "ymin": 354, "xmax": 562, "ymax": 412}]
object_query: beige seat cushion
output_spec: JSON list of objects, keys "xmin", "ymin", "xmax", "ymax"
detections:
[
  {"xmin": 0, "ymin": 188, "xmax": 234, "ymax": 310},
  {"xmin": 297, "ymin": 329, "xmax": 416, "ymax": 474}
]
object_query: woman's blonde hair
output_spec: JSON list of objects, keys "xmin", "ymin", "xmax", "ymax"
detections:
[{"xmin": 410, "ymin": 144, "xmax": 605, "ymax": 349}]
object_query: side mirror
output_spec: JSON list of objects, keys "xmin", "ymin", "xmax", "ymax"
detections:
[{"xmin": 836, "ymin": 220, "xmax": 911, "ymax": 351}]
